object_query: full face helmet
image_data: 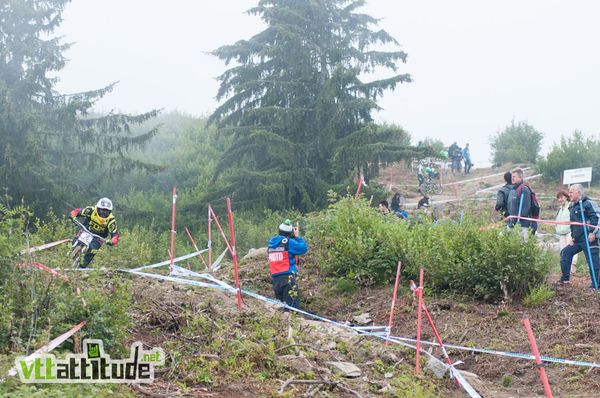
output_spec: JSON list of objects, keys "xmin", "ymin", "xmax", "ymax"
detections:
[{"xmin": 96, "ymin": 197, "xmax": 113, "ymax": 219}]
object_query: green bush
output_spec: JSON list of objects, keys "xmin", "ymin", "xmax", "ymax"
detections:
[
  {"xmin": 523, "ymin": 283, "xmax": 555, "ymax": 307},
  {"xmin": 307, "ymin": 197, "xmax": 552, "ymax": 301},
  {"xmin": 0, "ymin": 207, "xmax": 133, "ymax": 355},
  {"xmin": 537, "ymin": 131, "xmax": 600, "ymax": 184},
  {"xmin": 490, "ymin": 120, "xmax": 543, "ymax": 166}
]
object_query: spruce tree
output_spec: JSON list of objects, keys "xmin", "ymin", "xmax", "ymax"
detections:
[
  {"xmin": 209, "ymin": 0, "xmax": 420, "ymax": 211},
  {"xmin": 0, "ymin": 0, "xmax": 159, "ymax": 213}
]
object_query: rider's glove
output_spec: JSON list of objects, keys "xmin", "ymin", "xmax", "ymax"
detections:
[
  {"xmin": 69, "ymin": 209, "xmax": 80, "ymax": 220},
  {"xmin": 110, "ymin": 235, "xmax": 119, "ymax": 246}
]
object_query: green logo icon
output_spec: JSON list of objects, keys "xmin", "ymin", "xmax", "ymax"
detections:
[{"xmin": 87, "ymin": 343, "xmax": 100, "ymax": 359}]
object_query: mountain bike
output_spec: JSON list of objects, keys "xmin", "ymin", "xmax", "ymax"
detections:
[
  {"xmin": 420, "ymin": 179, "xmax": 443, "ymax": 195},
  {"xmin": 68, "ymin": 219, "xmax": 106, "ymax": 269}
]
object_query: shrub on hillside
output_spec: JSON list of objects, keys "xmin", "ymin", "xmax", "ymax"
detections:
[
  {"xmin": 537, "ymin": 131, "xmax": 600, "ymax": 184},
  {"xmin": 490, "ymin": 120, "xmax": 543, "ymax": 166},
  {"xmin": 306, "ymin": 197, "xmax": 552, "ymax": 301}
]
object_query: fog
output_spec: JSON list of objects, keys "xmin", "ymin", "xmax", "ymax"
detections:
[{"xmin": 56, "ymin": 0, "xmax": 600, "ymax": 165}]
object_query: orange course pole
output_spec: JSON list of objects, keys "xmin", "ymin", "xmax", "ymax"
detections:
[
  {"xmin": 386, "ymin": 261, "xmax": 402, "ymax": 345},
  {"xmin": 184, "ymin": 226, "xmax": 209, "ymax": 270},
  {"xmin": 208, "ymin": 205, "xmax": 212, "ymax": 267},
  {"xmin": 415, "ymin": 268, "xmax": 424, "ymax": 375},
  {"xmin": 523, "ymin": 316, "xmax": 553, "ymax": 398},
  {"xmin": 226, "ymin": 197, "xmax": 243, "ymax": 309},
  {"xmin": 355, "ymin": 175, "xmax": 364, "ymax": 199},
  {"xmin": 169, "ymin": 187, "xmax": 177, "ymax": 275},
  {"xmin": 208, "ymin": 206, "xmax": 234, "ymax": 255}
]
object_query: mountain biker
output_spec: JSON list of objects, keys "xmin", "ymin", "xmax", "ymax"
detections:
[
  {"xmin": 69, "ymin": 197, "xmax": 119, "ymax": 267},
  {"xmin": 425, "ymin": 162, "xmax": 438, "ymax": 180}
]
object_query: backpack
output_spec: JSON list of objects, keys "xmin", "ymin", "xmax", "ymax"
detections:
[{"xmin": 516, "ymin": 183, "xmax": 540, "ymax": 218}]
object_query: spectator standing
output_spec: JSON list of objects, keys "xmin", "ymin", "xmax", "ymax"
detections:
[
  {"xmin": 267, "ymin": 220, "xmax": 308, "ymax": 308},
  {"xmin": 506, "ymin": 168, "xmax": 532, "ymax": 230},
  {"xmin": 555, "ymin": 190, "xmax": 578, "ymax": 274},
  {"xmin": 448, "ymin": 142, "xmax": 459, "ymax": 173},
  {"xmin": 559, "ymin": 184, "xmax": 600, "ymax": 288},
  {"xmin": 390, "ymin": 193, "xmax": 402, "ymax": 213},
  {"xmin": 462, "ymin": 143, "xmax": 472, "ymax": 174},
  {"xmin": 495, "ymin": 172, "xmax": 514, "ymax": 217}
]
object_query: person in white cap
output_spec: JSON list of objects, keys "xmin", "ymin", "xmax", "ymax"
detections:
[{"xmin": 267, "ymin": 219, "xmax": 308, "ymax": 308}]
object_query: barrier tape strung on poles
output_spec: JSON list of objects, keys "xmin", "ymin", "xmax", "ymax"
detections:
[
  {"xmin": 17, "ymin": 262, "xmax": 68, "ymax": 281},
  {"xmin": 18, "ymin": 239, "xmax": 70, "ymax": 256},
  {"xmin": 129, "ymin": 249, "xmax": 208, "ymax": 272},
  {"xmin": 124, "ymin": 266, "xmax": 600, "ymax": 371},
  {"xmin": 507, "ymin": 215, "xmax": 600, "ymax": 230},
  {"xmin": 136, "ymin": 269, "xmax": 481, "ymax": 397},
  {"xmin": 6, "ymin": 320, "xmax": 86, "ymax": 378},
  {"xmin": 386, "ymin": 334, "xmax": 600, "ymax": 369}
]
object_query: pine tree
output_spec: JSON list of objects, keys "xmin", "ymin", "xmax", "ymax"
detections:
[
  {"xmin": 209, "ymin": 0, "xmax": 420, "ymax": 211},
  {"xmin": 0, "ymin": 0, "xmax": 159, "ymax": 213}
]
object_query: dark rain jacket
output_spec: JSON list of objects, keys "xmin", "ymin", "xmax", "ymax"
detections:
[
  {"xmin": 569, "ymin": 196, "xmax": 600, "ymax": 243},
  {"xmin": 495, "ymin": 183, "xmax": 514, "ymax": 217},
  {"xmin": 507, "ymin": 182, "xmax": 531, "ymax": 228}
]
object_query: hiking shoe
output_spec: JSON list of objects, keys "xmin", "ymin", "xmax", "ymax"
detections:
[{"xmin": 555, "ymin": 280, "xmax": 571, "ymax": 288}]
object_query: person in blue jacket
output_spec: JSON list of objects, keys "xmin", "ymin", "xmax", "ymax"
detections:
[
  {"xmin": 559, "ymin": 184, "xmax": 600, "ymax": 288},
  {"xmin": 267, "ymin": 219, "xmax": 308, "ymax": 308}
]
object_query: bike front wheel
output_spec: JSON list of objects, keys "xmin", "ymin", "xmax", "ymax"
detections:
[{"xmin": 70, "ymin": 245, "xmax": 83, "ymax": 269}]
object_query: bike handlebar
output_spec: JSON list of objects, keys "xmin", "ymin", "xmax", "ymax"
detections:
[{"xmin": 72, "ymin": 218, "xmax": 106, "ymax": 243}]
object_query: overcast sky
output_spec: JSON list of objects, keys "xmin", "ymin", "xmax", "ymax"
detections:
[{"xmin": 55, "ymin": 0, "xmax": 600, "ymax": 165}]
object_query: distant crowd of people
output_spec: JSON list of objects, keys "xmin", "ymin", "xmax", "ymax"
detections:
[
  {"xmin": 415, "ymin": 142, "xmax": 473, "ymax": 188},
  {"xmin": 447, "ymin": 142, "xmax": 472, "ymax": 175}
]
